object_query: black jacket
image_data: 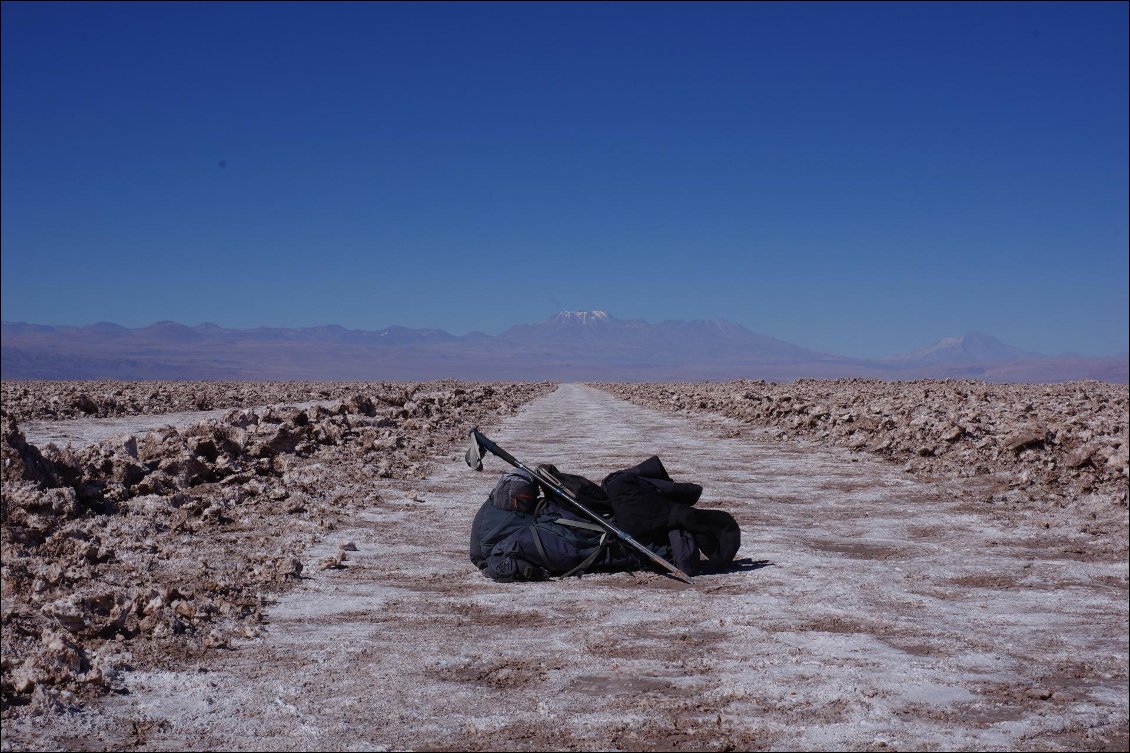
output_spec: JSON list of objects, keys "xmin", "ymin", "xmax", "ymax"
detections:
[{"xmin": 602, "ymin": 456, "xmax": 741, "ymax": 570}]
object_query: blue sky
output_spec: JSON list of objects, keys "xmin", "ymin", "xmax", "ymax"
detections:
[{"xmin": 2, "ymin": 1, "xmax": 1127, "ymax": 358}]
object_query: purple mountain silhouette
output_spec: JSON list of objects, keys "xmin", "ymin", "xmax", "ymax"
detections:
[
  {"xmin": 1, "ymin": 313, "xmax": 1125, "ymax": 382},
  {"xmin": 499, "ymin": 311, "xmax": 829, "ymax": 362},
  {"xmin": 887, "ymin": 332, "xmax": 1042, "ymax": 364}
]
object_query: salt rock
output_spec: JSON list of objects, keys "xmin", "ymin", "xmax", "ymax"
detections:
[
  {"xmin": 1005, "ymin": 426, "xmax": 1049, "ymax": 454},
  {"xmin": 277, "ymin": 558, "xmax": 303, "ymax": 578}
]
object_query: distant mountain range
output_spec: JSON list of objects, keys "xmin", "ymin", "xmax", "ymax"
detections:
[{"xmin": 2, "ymin": 312, "xmax": 1126, "ymax": 382}]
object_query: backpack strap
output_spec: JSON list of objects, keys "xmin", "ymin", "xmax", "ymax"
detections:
[
  {"xmin": 529, "ymin": 518, "xmax": 608, "ymax": 579},
  {"xmin": 554, "ymin": 518, "xmax": 606, "ymax": 533},
  {"xmin": 557, "ymin": 519, "xmax": 609, "ymax": 578},
  {"xmin": 560, "ymin": 533, "xmax": 609, "ymax": 579},
  {"xmin": 527, "ymin": 525, "xmax": 550, "ymax": 565}
]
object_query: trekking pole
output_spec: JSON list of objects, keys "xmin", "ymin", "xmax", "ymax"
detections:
[{"xmin": 466, "ymin": 427, "xmax": 694, "ymax": 585}]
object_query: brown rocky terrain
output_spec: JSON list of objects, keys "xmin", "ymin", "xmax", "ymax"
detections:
[
  {"xmin": 0, "ymin": 380, "xmax": 555, "ymax": 718},
  {"xmin": 591, "ymin": 379, "xmax": 1129, "ymax": 559},
  {"xmin": 2, "ymin": 383, "xmax": 1124, "ymax": 752},
  {"xmin": 0, "ymin": 381, "xmax": 386, "ymax": 422}
]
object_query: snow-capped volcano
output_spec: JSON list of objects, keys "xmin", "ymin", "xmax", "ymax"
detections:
[
  {"xmin": 548, "ymin": 310, "xmax": 610, "ymax": 324},
  {"xmin": 889, "ymin": 332, "xmax": 1042, "ymax": 363},
  {"xmin": 498, "ymin": 311, "xmax": 825, "ymax": 361},
  {"xmin": 499, "ymin": 310, "xmax": 643, "ymax": 345}
]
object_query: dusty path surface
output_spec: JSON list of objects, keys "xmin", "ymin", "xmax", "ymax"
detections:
[{"xmin": 4, "ymin": 384, "xmax": 1127, "ymax": 751}]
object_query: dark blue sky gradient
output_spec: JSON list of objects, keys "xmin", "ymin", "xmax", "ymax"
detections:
[{"xmin": 2, "ymin": 2, "xmax": 1127, "ymax": 357}]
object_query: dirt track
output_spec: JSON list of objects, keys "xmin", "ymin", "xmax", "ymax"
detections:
[{"xmin": 3, "ymin": 384, "xmax": 1127, "ymax": 751}]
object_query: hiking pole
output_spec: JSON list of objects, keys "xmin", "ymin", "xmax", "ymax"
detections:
[{"xmin": 465, "ymin": 427, "xmax": 695, "ymax": 585}]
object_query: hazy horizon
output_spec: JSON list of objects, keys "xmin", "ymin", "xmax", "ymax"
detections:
[
  {"xmin": 3, "ymin": 2, "xmax": 1127, "ymax": 360},
  {"xmin": 5, "ymin": 310, "xmax": 1129, "ymax": 362}
]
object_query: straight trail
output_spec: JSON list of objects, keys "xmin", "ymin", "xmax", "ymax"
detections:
[{"xmin": 10, "ymin": 384, "xmax": 1127, "ymax": 751}]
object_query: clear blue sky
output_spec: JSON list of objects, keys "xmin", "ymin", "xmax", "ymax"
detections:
[{"xmin": 2, "ymin": 1, "xmax": 1127, "ymax": 358}]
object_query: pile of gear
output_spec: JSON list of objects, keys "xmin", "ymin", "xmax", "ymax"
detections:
[{"xmin": 469, "ymin": 453, "xmax": 740, "ymax": 583}]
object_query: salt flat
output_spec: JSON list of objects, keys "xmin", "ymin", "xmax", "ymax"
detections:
[{"xmin": 4, "ymin": 384, "xmax": 1126, "ymax": 751}]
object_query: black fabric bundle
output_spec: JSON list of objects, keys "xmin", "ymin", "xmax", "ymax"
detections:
[{"xmin": 601, "ymin": 456, "xmax": 741, "ymax": 571}]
